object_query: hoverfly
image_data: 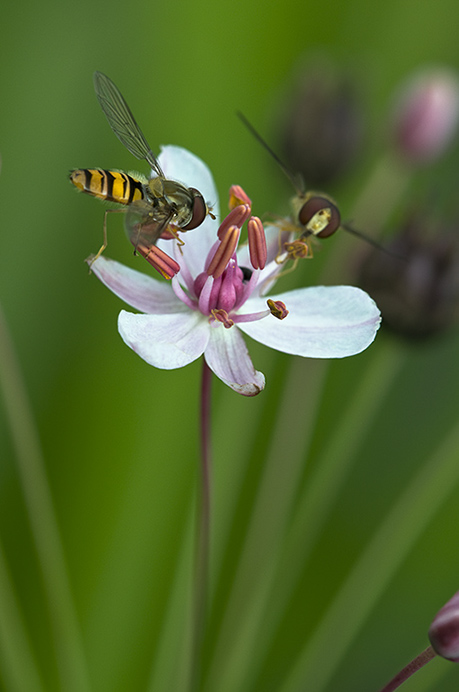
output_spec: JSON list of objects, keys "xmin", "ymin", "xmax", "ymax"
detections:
[
  {"xmin": 237, "ymin": 112, "xmax": 392, "ymax": 268},
  {"xmin": 70, "ymin": 72, "xmax": 212, "ymax": 269}
]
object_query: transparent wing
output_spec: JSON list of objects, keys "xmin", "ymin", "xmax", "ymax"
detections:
[
  {"xmin": 93, "ymin": 71, "xmax": 164, "ymax": 177},
  {"xmin": 125, "ymin": 200, "xmax": 174, "ymax": 251}
]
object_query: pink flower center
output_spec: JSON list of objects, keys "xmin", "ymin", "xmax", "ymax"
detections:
[
  {"xmin": 172, "ymin": 185, "xmax": 274, "ymax": 326},
  {"xmin": 194, "ymin": 258, "xmax": 249, "ymax": 315}
]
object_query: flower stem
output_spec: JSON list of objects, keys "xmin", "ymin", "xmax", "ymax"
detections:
[
  {"xmin": 190, "ymin": 358, "xmax": 213, "ymax": 691},
  {"xmin": 377, "ymin": 646, "xmax": 436, "ymax": 692}
]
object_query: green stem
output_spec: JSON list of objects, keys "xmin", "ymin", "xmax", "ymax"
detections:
[
  {"xmin": 349, "ymin": 152, "xmax": 411, "ymax": 234},
  {"xmin": 235, "ymin": 337, "xmax": 403, "ymax": 690},
  {"xmin": 190, "ymin": 359, "xmax": 213, "ymax": 692},
  {"xmin": 203, "ymin": 358, "xmax": 328, "ymax": 692},
  {"xmin": 0, "ymin": 303, "xmax": 91, "ymax": 692},
  {"xmin": 323, "ymin": 152, "xmax": 411, "ymax": 284},
  {"xmin": 146, "ymin": 507, "xmax": 195, "ymax": 692},
  {"xmin": 0, "ymin": 537, "xmax": 45, "ymax": 691},
  {"xmin": 279, "ymin": 401, "xmax": 459, "ymax": 692}
]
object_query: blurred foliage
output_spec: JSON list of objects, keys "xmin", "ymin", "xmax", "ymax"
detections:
[{"xmin": 2, "ymin": 0, "xmax": 459, "ymax": 690}]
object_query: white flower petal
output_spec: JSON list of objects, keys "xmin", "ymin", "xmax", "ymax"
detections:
[
  {"xmin": 118, "ymin": 310, "xmax": 210, "ymax": 369},
  {"xmin": 90, "ymin": 256, "xmax": 185, "ymax": 314},
  {"xmin": 238, "ymin": 285, "xmax": 381, "ymax": 358},
  {"xmin": 252, "ymin": 257, "xmax": 284, "ymax": 297},
  {"xmin": 204, "ymin": 326, "xmax": 265, "ymax": 396},
  {"xmin": 158, "ymin": 145, "xmax": 219, "ymax": 214},
  {"xmin": 263, "ymin": 224, "xmax": 286, "ymax": 264},
  {"xmin": 157, "ymin": 145, "xmax": 220, "ymax": 278}
]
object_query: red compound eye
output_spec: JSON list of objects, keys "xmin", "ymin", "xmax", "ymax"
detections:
[
  {"xmin": 298, "ymin": 195, "xmax": 341, "ymax": 238},
  {"xmin": 182, "ymin": 188, "xmax": 207, "ymax": 230}
]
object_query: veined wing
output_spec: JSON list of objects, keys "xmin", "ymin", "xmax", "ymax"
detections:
[
  {"xmin": 93, "ymin": 71, "xmax": 164, "ymax": 177},
  {"xmin": 125, "ymin": 199, "xmax": 174, "ymax": 251}
]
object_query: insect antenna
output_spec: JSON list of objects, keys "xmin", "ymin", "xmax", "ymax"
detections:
[
  {"xmin": 341, "ymin": 222, "xmax": 407, "ymax": 260},
  {"xmin": 238, "ymin": 111, "xmax": 406, "ymax": 261},
  {"xmin": 237, "ymin": 111, "xmax": 304, "ymax": 195}
]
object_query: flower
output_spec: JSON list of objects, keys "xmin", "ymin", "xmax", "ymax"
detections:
[
  {"xmin": 89, "ymin": 146, "xmax": 381, "ymax": 395},
  {"xmin": 429, "ymin": 590, "xmax": 459, "ymax": 662},
  {"xmin": 357, "ymin": 210, "xmax": 459, "ymax": 339},
  {"xmin": 277, "ymin": 57, "xmax": 364, "ymax": 186},
  {"xmin": 391, "ymin": 67, "xmax": 459, "ymax": 164}
]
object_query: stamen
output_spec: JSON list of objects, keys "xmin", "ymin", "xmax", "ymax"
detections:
[
  {"xmin": 171, "ymin": 276, "xmax": 196, "ymax": 310},
  {"xmin": 229, "ymin": 184, "xmax": 252, "ymax": 209},
  {"xmin": 197, "ymin": 273, "xmax": 214, "ymax": 315},
  {"xmin": 135, "ymin": 243, "xmax": 180, "ymax": 280},
  {"xmin": 233, "ymin": 309, "xmax": 271, "ymax": 323},
  {"xmin": 207, "ymin": 226, "xmax": 240, "ymax": 279},
  {"xmin": 210, "ymin": 309, "xmax": 234, "ymax": 329},
  {"xmin": 267, "ymin": 299, "xmax": 289, "ymax": 319},
  {"xmin": 248, "ymin": 216, "xmax": 267, "ymax": 269},
  {"xmin": 218, "ymin": 204, "xmax": 251, "ymax": 240}
]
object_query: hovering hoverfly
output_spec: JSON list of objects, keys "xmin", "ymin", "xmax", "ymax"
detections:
[
  {"xmin": 237, "ymin": 112, "xmax": 392, "ymax": 267},
  {"xmin": 70, "ymin": 71, "xmax": 212, "ymax": 268}
]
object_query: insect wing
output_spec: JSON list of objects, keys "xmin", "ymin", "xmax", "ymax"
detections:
[
  {"xmin": 93, "ymin": 71, "xmax": 164, "ymax": 177},
  {"xmin": 125, "ymin": 199, "xmax": 173, "ymax": 251}
]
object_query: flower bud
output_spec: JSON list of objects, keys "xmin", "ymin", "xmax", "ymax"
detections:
[
  {"xmin": 391, "ymin": 68, "xmax": 459, "ymax": 164},
  {"xmin": 357, "ymin": 212, "xmax": 459, "ymax": 339},
  {"xmin": 429, "ymin": 591, "xmax": 459, "ymax": 662},
  {"xmin": 278, "ymin": 59, "xmax": 364, "ymax": 186}
]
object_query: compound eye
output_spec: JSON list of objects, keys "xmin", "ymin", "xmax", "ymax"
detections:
[
  {"xmin": 182, "ymin": 188, "xmax": 207, "ymax": 230},
  {"xmin": 298, "ymin": 195, "xmax": 341, "ymax": 238}
]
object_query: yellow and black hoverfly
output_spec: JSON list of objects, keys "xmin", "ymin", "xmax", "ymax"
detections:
[
  {"xmin": 237, "ymin": 112, "xmax": 393, "ymax": 266},
  {"xmin": 70, "ymin": 71, "xmax": 211, "ymax": 265}
]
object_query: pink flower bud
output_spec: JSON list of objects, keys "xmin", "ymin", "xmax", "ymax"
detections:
[
  {"xmin": 428, "ymin": 590, "xmax": 459, "ymax": 661},
  {"xmin": 357, "ymin": 210, "xmax": 459, "ymax": 339},
  {"xmin": 392, "ymin": 68, "xmax": 459, "ymax": 164},
  {"xmin": 278, "ymin": 59, "xmax": 364, "ymax": 186}
]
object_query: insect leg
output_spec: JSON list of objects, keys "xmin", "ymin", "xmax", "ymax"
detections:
[{"xmin": 89, "ymin": 208, "xmax": 126, "ymax": 267}]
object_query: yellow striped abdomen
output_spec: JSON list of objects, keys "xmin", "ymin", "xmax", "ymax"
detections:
[{"xmin": 70, "ymin": 169, "xmax": 144, "ymax": 205}]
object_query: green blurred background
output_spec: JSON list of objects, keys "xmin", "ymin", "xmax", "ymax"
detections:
[{"xmin": 2, "ymin": 0, "xmax": 459, "ymax": 690}]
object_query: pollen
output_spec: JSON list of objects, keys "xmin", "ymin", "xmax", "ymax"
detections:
[
  {"xmin": 228, "ymin": 184, "xmax": 252, "ymax": 210},
  {"xmin": 267, "ymin": 299, "xmax": 289, "ymax": 320},
  {"xmin": 210, "ymin": 309, "xmax": 234, "ymax": 328}
]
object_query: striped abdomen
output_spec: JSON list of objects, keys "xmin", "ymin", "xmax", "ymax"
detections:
[{"xmin": 70, "ymin": 169, "xmax": 144, "ymax": 205}]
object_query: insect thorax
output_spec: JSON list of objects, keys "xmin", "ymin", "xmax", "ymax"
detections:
[{"xmin": 146, "ymin": 177, "xmax": 194, "ymax": 226}]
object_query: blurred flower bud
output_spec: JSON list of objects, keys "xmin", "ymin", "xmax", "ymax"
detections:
[
  {"xmin": 429, "ymin": 591, "xmax": 459, "ymax": 662},
  {"xmin": 391, "ymin": 68, "xmax": 459, "ymax": 164},
  {"xmin": 357, "ymin": 211, "xmax": 459, "ymax": 339},
  {"xmin": 278, "ymin": 60, "xmax": 364, "ymax": 186}
]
